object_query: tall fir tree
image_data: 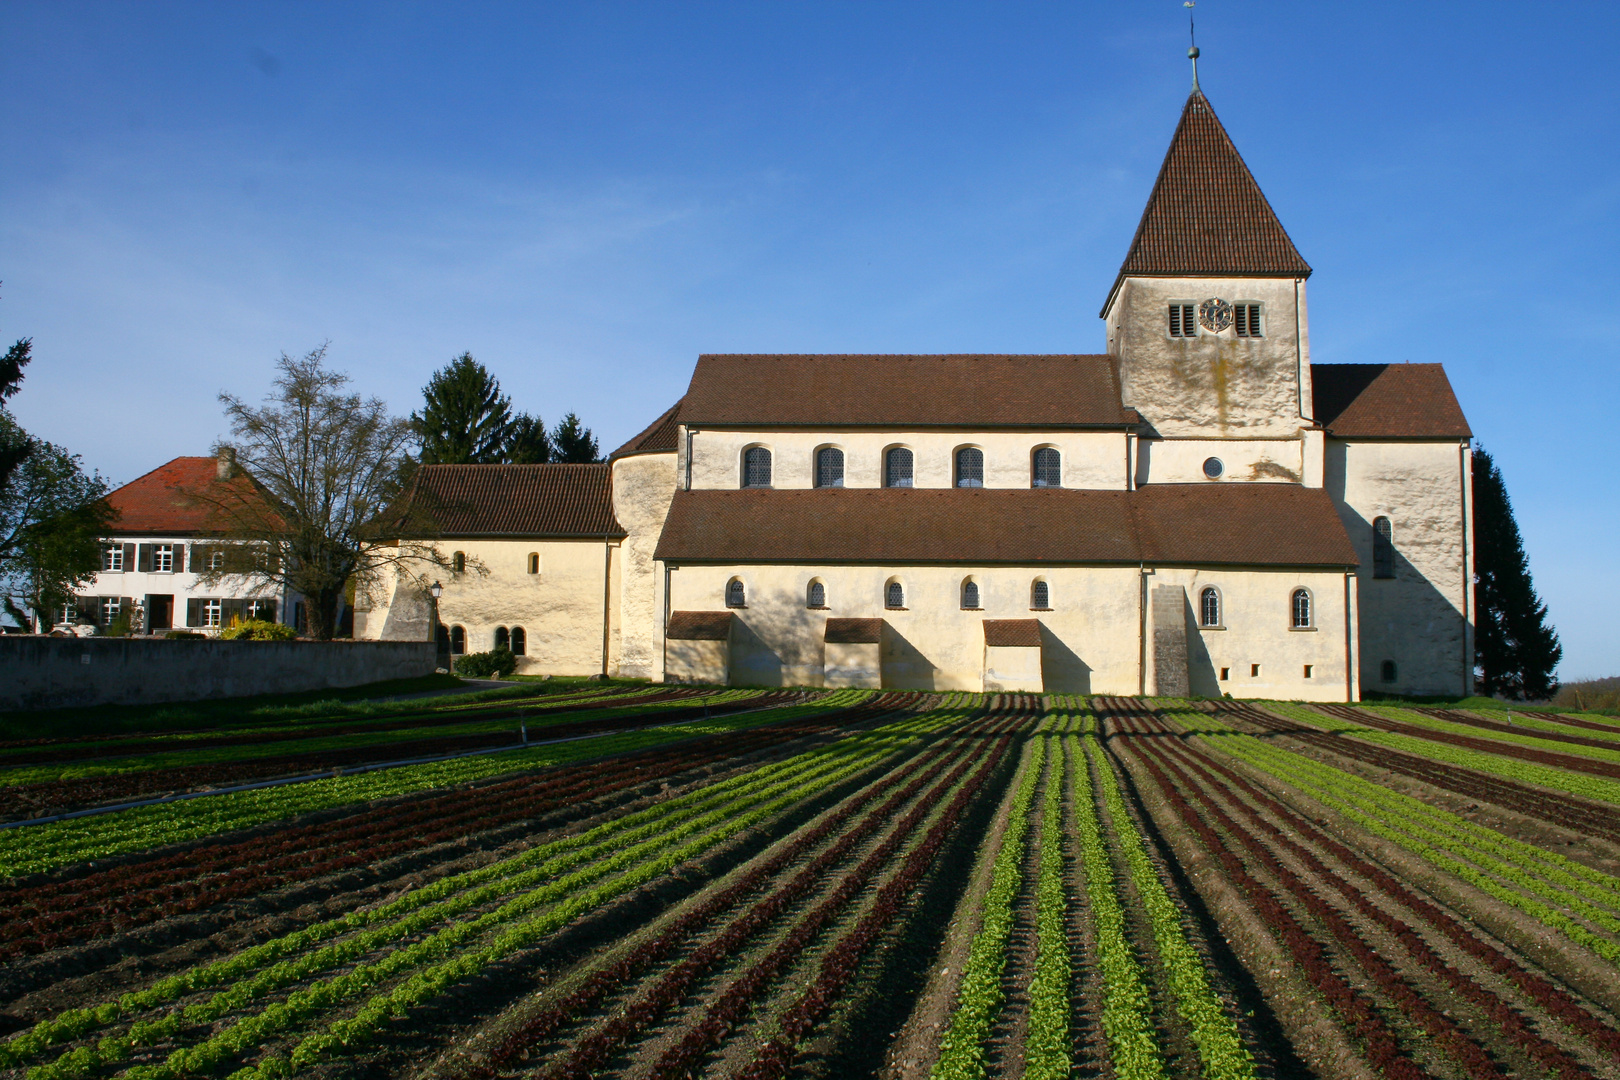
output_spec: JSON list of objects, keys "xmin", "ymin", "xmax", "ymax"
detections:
[
  {"xmin": 505, "ymin": 412, "xmax": 552, "ymax": 463},
  {"xmin": 412, "ymin": 353, "xmax": 513, "ymax": 465},
  {"xmin": 1473, "ymin": 444, "xmax": 1561, "ymax": 699},
  {"xmin": 550, "ymin": 412, "xmax": 600, "ymax": 463}
]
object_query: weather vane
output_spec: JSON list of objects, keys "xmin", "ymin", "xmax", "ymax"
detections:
[{"xmin": 1185, "ymin": 1, "xmax": 1201, "ymax": 91}]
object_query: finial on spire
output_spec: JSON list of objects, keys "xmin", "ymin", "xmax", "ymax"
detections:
[{"xmin": 1184, "ymin": 2, "xmax": 1200, "ymax": 91}]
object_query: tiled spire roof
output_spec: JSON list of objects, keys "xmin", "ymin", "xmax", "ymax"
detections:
[{"xmin": 1106, "ymin": 90, "xmax": 1310, "ymax": 312}]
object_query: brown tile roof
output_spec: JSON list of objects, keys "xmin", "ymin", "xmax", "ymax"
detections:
[
  {"xmin": 655, "ymin": 485, "xmax": 1357, "ymax": 568},
  {"xmin": 983, "ymin": 619, "xmax": 1042, "ymax": 648},
  {"xmin": 825, "ymin": 617, "xmax": 883, "ymax": 644},
  {"xmin": 680, "ymin": 355, "xmax": 1135, "ymax": 428},
  {"xmin": 1106, "ymin": 91, "xmax": 1310, "ymax": 314},
  {"xmin": 383, "ymin": 463, "xmax": 626, "ymax": 538},
  {"xmin": 106, "ymin": 457, "xmax": 276, "ymax": 537},
  {"xmin": 1311, "ymin": 364, "xmax": 1472, "ymax": 439},
  {"xmin": 667, "ymin": 610, "xmax": 733, "ymax": 640},
  {"xmin": 610, "ymin": 398, "xmax": 684, "ymax": 459}
]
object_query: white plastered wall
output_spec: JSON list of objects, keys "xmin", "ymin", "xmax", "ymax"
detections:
[
  {"xmin": 1326, "ymin": 438, "xmax": 1473, "ymax": 697},
  {"xmin": 611, "ymin": 451, "xmax": 678, "ymax": 679},
  {"xmin": 1134, "ymin": 437, "xmax": 1311, "ymax": 486},
  {"xmin": 685, "ymin": 429, "xmax": 1129, "ymax": 491}
]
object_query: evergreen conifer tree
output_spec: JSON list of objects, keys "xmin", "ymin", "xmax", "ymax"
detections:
[
  {"xmin": 550, "ymin": 412, "xmax": 600, "ymax": 463},
  {"xmin": 505, "ymin": 413, "xmax": 552, "ymax": 463},
  {"xmin": 412, "ymin": 353, "xmax": 513, "ymax": 464},
  {"xmin": 1473, "ymin": 444, "xmax": 1561, "ymax": 699}
]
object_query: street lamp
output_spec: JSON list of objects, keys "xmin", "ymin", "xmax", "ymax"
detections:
[
  {"xmin": 428, "ymin": 581, "xmax": 446, "ymax": 670},
  {"xmin": 429, "ymin": 581, "xmax": 443, "ymax": 600}
]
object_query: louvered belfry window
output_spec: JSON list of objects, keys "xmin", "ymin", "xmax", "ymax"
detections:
[
  {"xmin": 1032, "ymin": 447, "xmax": 1061, "ymax": 488},
  {"xmin": 1373, "ymin": 517, "xmax": 1395, "ymax": 579},
  {"xmin": 816, "ymin": 447, "xmax": 844, "ymax": 488},
  {"xmin": 885, "ymin": 447, "xmax": 914, "ymax": 488},
  {"xmin": 743, "ymin": 447, "xmax": 772, "ymax": 488},
  {"xmin": 1168, "ymin": 303, "xmax": 1196, "ymax": 337},
  {"xmin": 955, "ymin": 447, "xmax": 984, "ymax": 487},
  {"xmin": 1234, "ymin": 303, "xmax": 1263, "ymax": 337}
]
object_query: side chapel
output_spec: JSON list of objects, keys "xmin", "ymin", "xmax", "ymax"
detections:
[{"xmin": 359, "ymin": 88, "xmax": 1475, "ymax": 701}]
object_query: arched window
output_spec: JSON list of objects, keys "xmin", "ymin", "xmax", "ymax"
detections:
[
  {"xmin": 726, "ymin": 578, "xmax": 746, "ymax": 607},
  {"xmin": 961, "ymin": 579, "xmax": 980, "ymax": 610},
  {"xmin": 816, "ymin": 447, "xmax": 844, "ymax": 488},
  {"xmin": 450, "ymin": 625, "xmax": 466, "ymax": 653},
  {"xmin": 1373, "ymin": 517, "xmax": 1395, "ymax": 579},
  {"xmin": 743, "ymin": 447, "xmax": 772, "ymax": 488},
  {"xmin": 528, "ymin": 553, "xmax": 540, "ymax": 575},
  {"xmin": 452, "ymin": 551, "xmax": 466, "ymax": 574},
  {"xmin": 1381, "ymin": 659, "xmax": 1398, "ymax": 683},
  {"xmin": 1031, "ymin": 579, "xmax": 1051, "ymax": 610},
  {"xmin": 1032, "ymin": 447, "xmax": 1062, "ymax": 488},
  {"xmin": 807, "ymin": 580, "xmax": 826, "ymax": 608},
  {"xmin": 955, "ymin": 447, "xmax": 984, "ymax": 487},
  {"xmin": 495, "ymin": 626, "xmax": 510, "ymax": 650},
  {"xmin": 510, "ymin": 626, "xmax": 526, "ymax": 655},
  {"xmin": 1200, "ymin": 586, "xmax": 1221, "ymax": 627},
  {"xmin": 436, "ymin": 623, "xmax": 450, "ymax": 651},
  {"xmin": 886, "ymin": 580, "xmax": 905, "ymax": 609},
  {"xmin": 1291, "ymin": 588, "xmax": 1312, "ymax": 628},
  {"xmin": 885, "ymin": 447, "xmax": 914, "ymax": 488}
]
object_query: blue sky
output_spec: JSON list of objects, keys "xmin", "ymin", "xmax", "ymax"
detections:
[{"xmin": 2, "ymin": 2, "xmax": 1616, "ymax": 676}]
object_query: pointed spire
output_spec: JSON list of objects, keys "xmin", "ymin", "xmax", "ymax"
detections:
[{"xmin": 1104, "ymin": 90, "xmax": 1311, "ymax": 313}]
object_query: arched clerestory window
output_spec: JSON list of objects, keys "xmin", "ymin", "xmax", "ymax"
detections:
[
  {"xmin": 726, "ymin": 578, "xmax": 746, "ymax": 607},
  {"xmin": 1373, "ymin": 517, "xmax": 1395, "ymax": 579},
  {"xmin": 1200, "ymin": 586, "xmax": 1221, "ymax": 627},
  {"xmin": 452, "ymin": 551, "xmax": 466, "ymax": 574},
  {"xmin": 1031, "ymin": 579, "xmax": 1051, "ymax": 610},
  {"xmin": 886, "ymin": 580, "xmax": 905, "ymax": 609},
  {"xmin": 885, "ymin": 447, "xmax": 914, "ymax": 488},
  {"xmin": 816, "ymin": 447, "xmax": 844, "ymax": 488},
  {"xmin": 1032, "ymin": 447, "xmax": 1062, "ymax": 488},
  {"xmin": 743, "ymin": 447, "xmax": 772, "ymax": 488},
  {"xmin": 961, "ymin": 579, "xmax": 980, "ymax": 610},
  {"xmin": 807, "ymin": 580, "xmax": 827, "ymax": 608},
  {"xmin": 509, "ymin": 626, "xmax": 526, "ymax": 655},
  {"xmin": 955, "ymin": 447, "xmax": 984, "ymax": 487},
  {"xmin": 1291, "ymin": 588, "xmax": 1313, "ymax": 628},
  {"xmin": 528, "ymin": 553, "xmax": 540, "ymax": 574}
]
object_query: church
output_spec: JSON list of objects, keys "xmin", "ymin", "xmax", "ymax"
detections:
[{"xmin": 358, "ymin": 88, "xmax": 1475, "ymax": 702}]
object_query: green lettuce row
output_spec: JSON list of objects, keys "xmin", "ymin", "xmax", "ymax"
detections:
[
  {"xmin": 1022, "ymin": 725, "xmax": 1072, "ymax": 1080},
  {"xmin": 1365, "ymin": 705, "xmax": 1620, "ymax": 765}
]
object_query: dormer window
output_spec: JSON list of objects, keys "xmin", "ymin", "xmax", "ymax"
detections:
[
  {"xmin": 1234, "ymin": 303, "xmax": 1263, "ymax": 337},
  {"xmin": 1168, "ymin": 303, "xmax": 1196, "ymax": 337}
]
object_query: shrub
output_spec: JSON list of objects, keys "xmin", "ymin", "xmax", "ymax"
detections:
[
  {"xmin": 455, "ymin": 647, "xmax": 517, "ymax": 678},
  {"xmin": 164, "ymin": 631, "xmax": 207, "ymax": 640},
  {"xmin": 221, "ymin": 619, "xmax": 298, "ymax": 641}
]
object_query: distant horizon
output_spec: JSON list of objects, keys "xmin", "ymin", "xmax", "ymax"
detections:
[{"xmin": 2, "ymin": 1, "xmax": 1615, "ymax": 676}]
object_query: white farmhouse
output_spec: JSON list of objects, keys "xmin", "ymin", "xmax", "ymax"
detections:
[
  {"xmin": 74, "ymin": 450, "xmax": 297, "ymax": 634},
  {"xmin": 362, "ymin": 89, "xmax": 1474, "ymax": 700}
]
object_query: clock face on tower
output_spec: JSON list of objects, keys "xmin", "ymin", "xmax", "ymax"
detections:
[{"xmin": 1198, "ymin": 298, "xmax": 1233, "ymax": 332}]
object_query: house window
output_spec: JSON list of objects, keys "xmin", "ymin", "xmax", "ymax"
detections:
[
  {"xmin": 103, "ymin": 545, "xmax": 125, "ymax": 572},
  {"xmin": 961, "ymin": 580, "xmax": 980, "ymax": 610},
  {"xmin": 202, "ymin": 599, "xmax": 222, "ymax": 627},
  {"xmin": 1291, "ymin": 588, "xmax": 1312, "ymax": 628},
  {"xmin": 450, "ymin": 625, "xmax": 466, "ymax": 653},
  {"xmin": 209, "ymin": 550, "xmax": 226, "ymax": 571},
  {"xmin": 1031, "ymin": 579, "xmax": 1050, "ymax": 610},
  {"xmin": 885, "ymin": 447, "xmax": 914, "ymax": 488},
  {"xmin": 528, "ymin": 553, "xmax": 540, "ymax": 574},
  {"xmin": 1381, "ymin": 659, "xmax": 1397, "ymax": 683},
  {"xmin": 244, "ymin": 598, "xmax": 276, "ymax": 622},
  {"xmin": 743, "ymin": 446, "xmax": 772, "ymax": 488},
  {"xmin": 1168, "ymin": 303, "xmax": 1197, "ymax": 337},
  {"xmin": 1234, "ymin": 303, "xmax": 1263, "ymax": 337},
  {"xmin": 807, "ymin": 581, "xmax": 826, "ymax": 609},
  {"xmin": 1200, "ymin": 586, "xmax": 1221, "ymax": 627},
  {"xmin": 510, "ymin": 626, "xmax": 526, "ymax": 654},
  {"xmin": 452, "ymin": 551, "xmax": 466, "ymax": 574},
  {"xmin": 1373, "ymin": 518, "xmax": 1395, "ymax": 579},
  {"xmin": 726, "ymin": 578, "xmax": 746, "ymax": 608},
  {"xmin": 886, "ymin": 581, "xmax": 905, "ymax": 609},
  {"xmin": 1032, "ymin": 447, "xmax": 1061, "ymax": 488},
  {"xmin": 816, "ymin": 447, "xmax": 844, "ymax": 488},
  {"xmin": 955, "ymin": 447, "xmax": 984, "ymax": 488},
  {"xmin": 153, "ymin": 544, "xmax": 174, "ymax": 573},
  {"xmin": 495, "ymin": 626, "xmax": 510, "ymax": 650},
  {"xmin": 101, "ymin": 597, "xmax": 121, "ymax": 624}
]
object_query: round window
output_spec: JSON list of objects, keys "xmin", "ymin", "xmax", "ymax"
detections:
[{"xmin": 1202, "ymin": 457, "xmax": 1224, "ymax": 479}]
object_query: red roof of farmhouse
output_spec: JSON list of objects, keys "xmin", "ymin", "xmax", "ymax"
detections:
[
  {"xmin": 655, "ymin": 484, "xmax": 1357, "ymax": 568},
  {"xmin": 105, "ymin": 457, "xmax": 276, "ymax": 536},
  {"xmin": 680, "ymin": 355, "xmax": 1138, "ymax": 428},
  {"xmin": 384, "ymin": 463, "xmax": 626, "ymax": 538},
  {"xmin": 1106, "ymin": 90, "xmax": 1310, "ymax": 314},
  {"xmin": 1311, "ymin": 364, "xmax": 1472, "ymax": 439}
]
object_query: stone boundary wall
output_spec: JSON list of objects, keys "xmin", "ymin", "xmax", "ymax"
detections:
[{"xmin": 0, "ymin": 637, "xmax": 438, "ymax": 712}]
